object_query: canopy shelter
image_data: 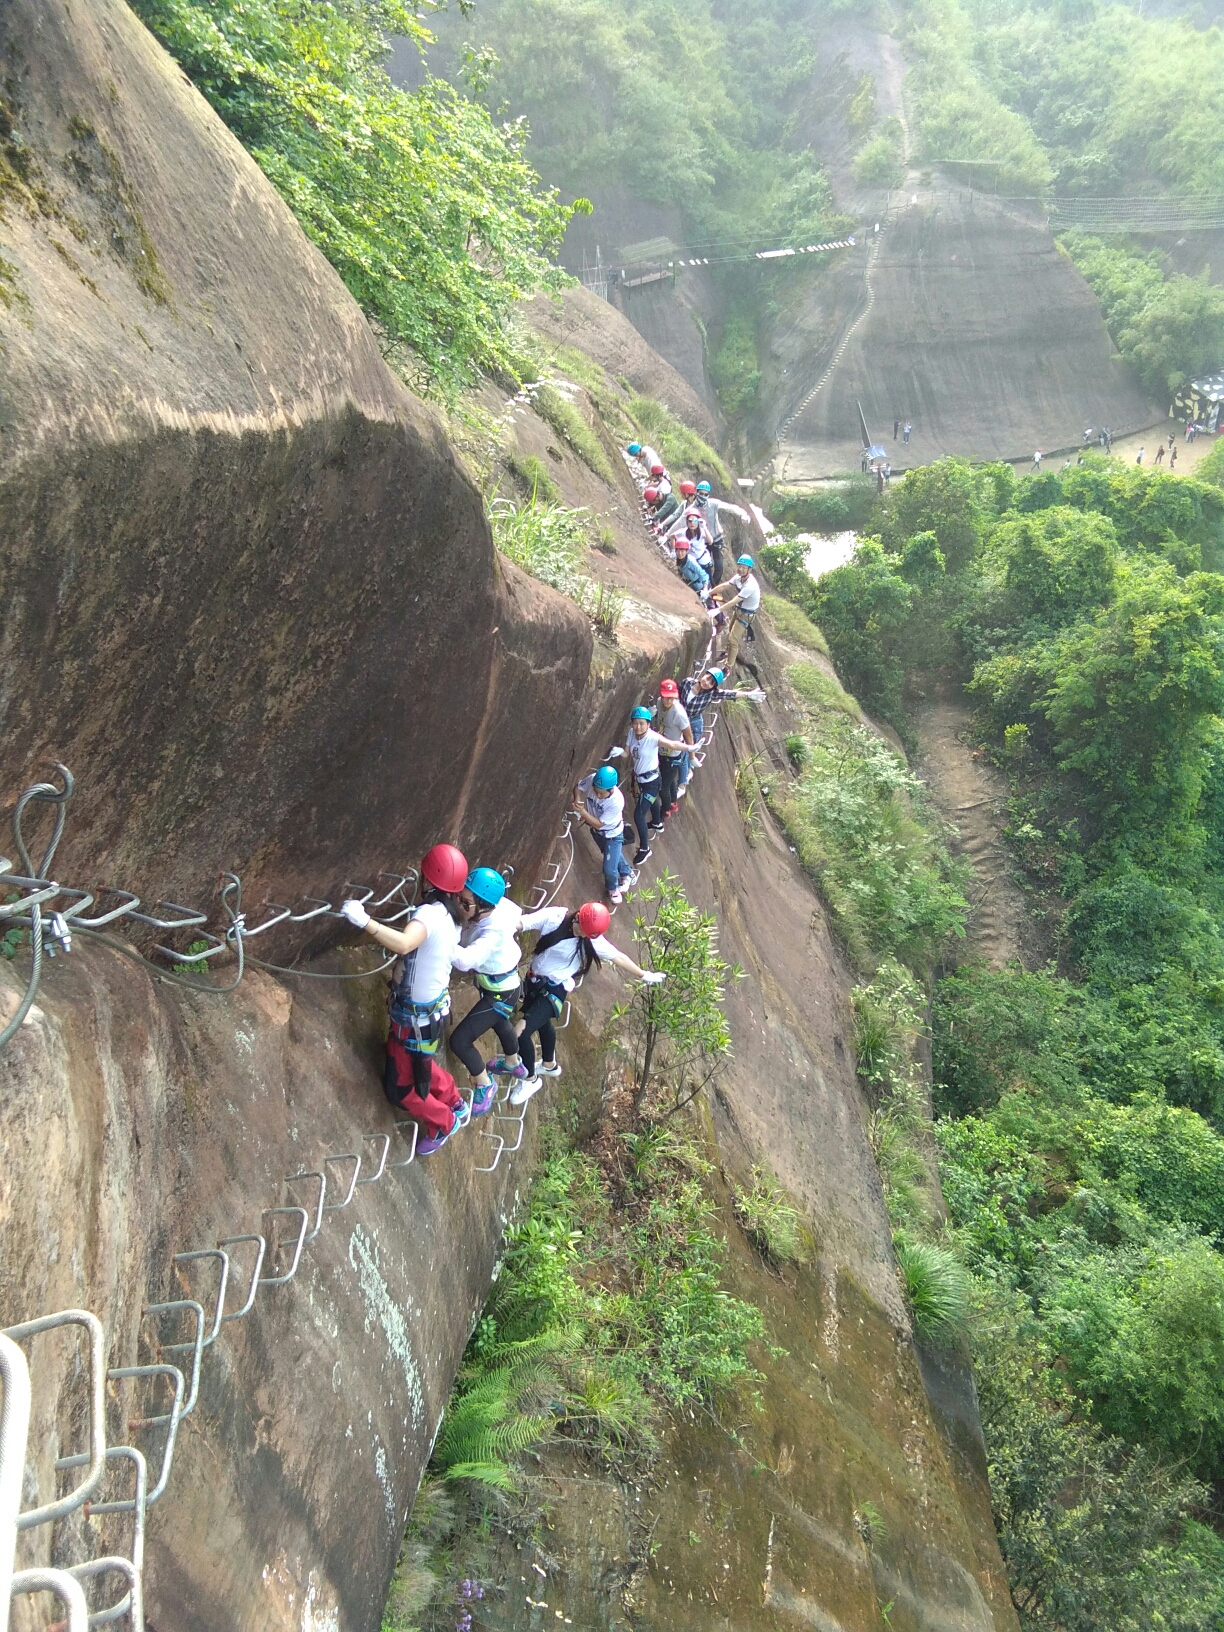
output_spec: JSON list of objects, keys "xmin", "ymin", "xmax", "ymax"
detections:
[
  {"xmin": 1171, "ymin": 375, "xmax": 1224, "ymax": 433},
  {"xmin": 856, "ymin": 400, "xmax": 889, "ymax": 471}
]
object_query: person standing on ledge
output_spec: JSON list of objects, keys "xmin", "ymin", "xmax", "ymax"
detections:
[
  {"xmin": 711, "ymin": 555, "xmax": 762, "ymax": 669},
  {"xmin": 615, "ymin": 706, "xmax": 689, "ymax": 866},
  {"xmin": 513, "ymin": 901, "xmax": 664, "ymax": 1094},
  {"xmin": 572, "ymin": 762, "xmax": 635, "ymax": 904},
  {"xmin": 447, "ymin": 867, "xmax": 536, "ymax": 1115},
  {"xmin": 342, "ymin": 843, "xmax": 493, "ymax": 1155},
  {"xmin": 657, "ymin": 678, "xmax": 695, "ymax": 816}
]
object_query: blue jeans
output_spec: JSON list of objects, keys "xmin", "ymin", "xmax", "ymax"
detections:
[
  {"xmin": 679, "ymin": 750, "xmax": 692, "ymax": 787},
  {"xmin": 634, "ymin": 775, "xmax": 663, "ymax": 851},
  {"xmin": 679, "ymin": 554, "xmax": 709, "ymax": 593},
  {"xmin": 594, "ymin": 828, "xmax": 632, "ymax": 893}
]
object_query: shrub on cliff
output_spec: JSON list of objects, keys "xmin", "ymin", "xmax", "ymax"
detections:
[{"xmin": 131, "ymin": 0, "xmax": 579, "ymax": 396}]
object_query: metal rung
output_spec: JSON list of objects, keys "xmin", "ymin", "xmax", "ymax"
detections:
[
  {"xmin": 321, "ymin": 1153, "xmax": 360, "ymax": 1211},
  {"xmin": 171, "ymin": 1250, "xmax": 230, "ymax": 1346},
  {"xmin": 217, "ymin": 1235, "xmax": 266, "ymax": 1323},
  {"xmin": 259, "ymin": 1207, "xmax": 309, "ymax": 1286},
  {"xmin": 375, "ymin": 869, "xmax": 417, "ymax": 909},
  {"xmin": 128, "ymin": 901, "xmax": 208, "ymax": 931},
  {"xmin": 63, "ymin": 887, "xmax": 142, "ymax": 929},
  {"xmin": 284, "ymin": 1171, "xmax": 326, "ymax": 1241},
  {"xmin": 473, "ymin": 1132, "xmax": 505, "ymax": 1173},
  {"xmin": 151, "ymin": 930, "xmax": 226, "ymax": 965},
  {"xmin": 240, "ymin": 903, "xmax": 292, "ymax": 939},
  {"xmin": 3, "ymin": 1310, "xmax": 106, "ymax": 1528},
  {"xmin": 527, "ymin": 887, "xmax": 548, "ymax": 910},
  {"xmin": 68, "ymin": 1554, "xmax": 143, "ymax": 1630},
  {"xmin": 340, "ymin": 883, "xmax": 374, "ymax": 906},
  {"xmin": 144, "ymin": 1301, "xmax": 204, "ymax": 1419},
  {"xmin": 356, "ymin": 1134, "xmax": 390, "ymax": 1185},
  {"xmin": 287, "ymin": 898, "xmax": 332, "ymax": 923},
  {"xmin": 387, "ymin": 1121, "xmax": 419, "ymax": 1168},
  {"xmin": 10, "ymin": 1565, "xmax": 89, "ymax": 1631},
  {"xmin": 103, "ymin": 1365, "xmax": 183, "ymax": 1507},
  {"xmin": 1, "ymin": 1332, "xmax": 32, "ymax": 1614},
  {"xmin": 539, "ymin": 862, "xmax": 561, "ymax": 886}
]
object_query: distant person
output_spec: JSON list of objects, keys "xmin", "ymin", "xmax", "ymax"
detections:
[
  {"xmin": 1083, "ymin": 427, "xmax": 1093, "ymax": 445},
  {"xmin": 1155, "ymin": 443, "xmax": 1166, "ymax": 464},
  {"xmin": 903, "ymin": 421, "xmax": 912, "ymax": 445},
  {"xmin": 1136, "ymin": 447, "xmax": 1144, "ymax": 465},
  {"xmin": 893, "ymin": 416, "xmax": 900, "ymax": 440},
  {"xmin": 1031, "ymin": 450, "xmax": 1042, "ymax": 471},
  {"xmin": 876, "ymin": 467, "xmax": 885, "ymax": 494},
  {"xmin": 1170, "ymin": 443, "xmax": 1178, "ymax": 469}
]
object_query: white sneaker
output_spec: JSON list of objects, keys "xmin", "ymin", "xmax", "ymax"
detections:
[
  {"xmin": 677, "ymin": 785, "xmax": 688, "ymax": 799},
  {"xmin": 509, "ymin": 1076, "xmax": 543, "ymax": 1107},
  {"xmin": 609, "ymin": 888, "xmax": 624, "ymax": 905},
  {"xmin": 537, "ymin": 1059, "xmax": 563, "ymax": 1077}
]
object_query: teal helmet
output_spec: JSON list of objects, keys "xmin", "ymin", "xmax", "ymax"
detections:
[
  {"xmin": 708, "ymin": 667, "xmax": 725, "ymax": 685},
  {"xmin": 631, "ymin": 705, "xmax": 653, "ymax": 721},
  {"xmin": 627, "ymin": 442, "xmax": 642, "ymax": 456},
  {"xmin": 465, "ymin": 866, "xmax": 506, "ymax": 907},
  {"xmin": 593, "ymin": 765, "xmax": 618, "ymax": 790},
  {"xmin": 696, "ymin": 480, "xmax": 711, "ymax": 494},
  {"xmin": 737, "ymin": 554, "xmax": 754, "ymax": 568}
]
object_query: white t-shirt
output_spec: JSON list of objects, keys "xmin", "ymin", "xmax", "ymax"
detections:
[
  {"xmin": 577, "ymin": 774, "xmax": 626, "ymax": 836},
  {"xmin": 395, "ymin": 900, "xmax": 461, "ymax": 1007},
  {"xmin": 733, "ymin": 572, "xmax": 761, "ymax": 614},
  {"xmin": 528, "ymin": 906, "xmax": 617, "ymax": 990},
  {"xmin": 462, "ymin": 897, "xmax": 527, "ymax": 978},
  {"xmin": 626, "ymin": 728, "xmax": 662, "ymax": 779}
]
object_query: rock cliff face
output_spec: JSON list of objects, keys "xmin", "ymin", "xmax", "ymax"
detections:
[{"xmin": 1, "ymin": 7, "xmax": 1015, "ymax": 1631}]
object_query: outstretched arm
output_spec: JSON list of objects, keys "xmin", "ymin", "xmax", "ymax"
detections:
[{"xmin": 605, "ymin": 946, "xmax": 665, "ymax": 983}]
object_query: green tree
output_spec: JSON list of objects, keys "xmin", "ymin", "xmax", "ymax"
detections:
[
  {"xmin": 877, "ymin": 458, "xmax": 993, "ymax": 573},
  {"xmin": 617, "ymin": 872, "xmax": 737, "ymax": 1116},
  {"xmin": 131, "ymin": 0, "xmax": 576, "ymax": 396},
  {"xmin": 808, "ymin": 539, "xmax": 915, "ymax": 725},
  {"xmin": 989, "ymin": 506, "xmax": 1118, "ymax": 628}
]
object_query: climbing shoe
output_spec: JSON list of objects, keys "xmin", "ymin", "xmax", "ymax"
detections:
[
  {"xmin": 453, "ymin": 1096, "xmax": 473, "ymax": 1131},
  {"xmin": 536, "ymin": 1059, "xmax": 563, "ymax": 1077},
  {"xmin": 417, "ymin": 1125, "xmax": 454, "ymax": 1156},
  {"xmin": 509, "ymin": 1076, "xmax": 543, "ymax": 1107},
  {"xmin": 648, "ymin": 821, "xmax": 665, "ymax": 835},
  {"xmin": 633, "ymin": 846, "xmax": 653, "ymax": 865},
  {"xmin": 471, "ymin": 1083, "xmax": 497, "ymax": 1118}
]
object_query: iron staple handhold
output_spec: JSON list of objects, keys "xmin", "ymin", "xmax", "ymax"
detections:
[
  {"xmin": 321, "ymin": 1153, "xmax": 361, "ymax": 1211},
  {"xmin": 9, "ymin": 1565, "xmax": 89, "ymax": 1631},
  {"xmin": 106, "ymin": 1364, "xmax": 184, "ymax": 1506},
  {"xmin": 144, "ymin": 1300, "xmax": 205, "ymax": 1418},
  {"xmin": 217, "ymin": 1234, "xmax": 267, "ymax": 1321},
  {"xmin": 356, "ymin": 1134, "xmax": 390, "ymax": 1185},
  {"xmin": 387, "ymin": 1120, "xmax": 419, "ymax": 1168},
  {"xmin": 284, "ymin": 1171, "xmax": 326, "ymax": 1240},
  {"xmin": 172, "ymin": 1250, "xmax": 231, "ymax": 1346},
  {"xmin": 2, "ymin": 1309, "xmax": 107, "ymax": 1528},
  {"xmin": 259, "ymin": 1207, "xmax": 309, "ymax": 1285}
]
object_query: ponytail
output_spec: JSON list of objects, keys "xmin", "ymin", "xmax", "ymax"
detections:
[{"xmin": 422, "ymin": 885, "xmax": 465, "ymax": 927}]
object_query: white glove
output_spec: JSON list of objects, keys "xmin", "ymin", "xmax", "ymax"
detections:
[
  {"xmin": 607, "ymin": 745, "xmax": 625, "ymax": 759},
  {"xmin": 340, "ymin": 898, "xmax": 371, "ymax": 929},
  {"xmin": 743, "ymin": 688, "xmax": 767, "ymax": 702},
  {"xmin": 640, "ymin": 970, "xmax": 666, "ymax": 985}
]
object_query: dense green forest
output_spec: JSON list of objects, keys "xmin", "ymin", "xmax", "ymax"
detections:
[{"xmin": 764, "ymin": 453, "xmax": 1224, "ymax": 1627}]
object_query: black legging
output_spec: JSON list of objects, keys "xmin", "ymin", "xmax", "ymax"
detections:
[
  {"xmin": 449, "ymin": 989, "xmax": 520, "ymax": 1077},
  {"xmin": 659, "ymin": 754, "xmax": 683, "ymax": 811},
  {"xmin": 517, "ymin": 976, "xmax": 565, "ymax": 1074},
  {"xmin": 633, "ymin": 774, "xmax": 663, "ymax": 851}
]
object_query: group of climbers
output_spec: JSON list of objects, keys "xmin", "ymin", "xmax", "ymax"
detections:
[
  {"xmin": 626, "ymin": 444, "xmax": 762, "ymax": 673},
  {"xmin": 342, "ymin": 846, "xmax": 662, "ymax": 1155},
  {"xmin": 340, "ymin": 449, "xmax": 768, "ymax": 1160}
]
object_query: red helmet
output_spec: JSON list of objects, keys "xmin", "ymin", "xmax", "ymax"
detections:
[
  {"xmin": 659, "ymin": 678, "xmax": 679, "ymax": 699},
  {"xmin": 421, "ymin": 842, "xmax": 469, "ymax": 894},
  {"xmin": 643, "ymin": 486, "xmax": 659, "ymax": 503},
  {"xmin": 674, "ymin": 535, "xmax": 690, "ymax": 551},
  {"xmin": 650, "ymin": 462, "xmax": 665, "ymax": 477},
  {"xmin": 679, "ymin": 480, "xmax": 697, "ymax": 497},
  {"xmin": 576, "ymin": 901, "xmax": 611, "ymax": 938}
]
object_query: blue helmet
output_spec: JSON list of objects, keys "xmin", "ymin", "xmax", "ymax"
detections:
[
  {"xmin": 708, "ymin": 667, "xmax": 725, "ymax": 685},
  {"xmin": 465, "ymin": 866, "xmax": 506, "ymax": 907},
  {"xmin": 696, "ymin": 480, "xmax": 711, "ymax": 494},
  {"xmin": 631, "ymin": 705, "xmax": 653, "ymax": 721},
  {"xmin": 593, "ymin": 765, "xmax": 618, "ymax": 790},
  {"xmin": 737, "ymin": 555, "xmax": 754, "ymax": 569},
  {"xmin": 627, "ymin": 442, "xmax": 642, "ymax": 456}
]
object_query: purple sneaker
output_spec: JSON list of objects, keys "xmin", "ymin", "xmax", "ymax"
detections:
[
  {"xmin": 487, "ymin": 1057, "xmax": 530, "ymax": 1080},
  {"xmin": 471, "ymin": 1082, "xmax": 497, "ymax": 1118},
  {"xmin": 417, "ymin": 1129, "xmax": 451, "ymax": 1156}
]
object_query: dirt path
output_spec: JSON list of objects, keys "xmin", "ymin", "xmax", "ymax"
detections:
[{"xmin": 912, "ymin": 677, "xmax": 1048, "ymax": 970}]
